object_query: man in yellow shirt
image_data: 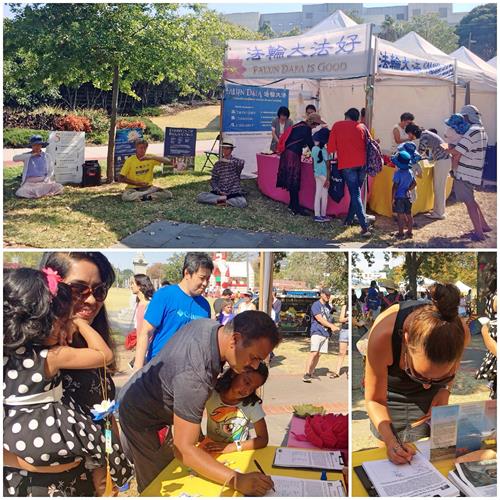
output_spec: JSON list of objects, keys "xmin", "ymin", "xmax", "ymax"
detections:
[{"xmin": 119, "ymin": 139, "xmax": 173, "ymax": 201}]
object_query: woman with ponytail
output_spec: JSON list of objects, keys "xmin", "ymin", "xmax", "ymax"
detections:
[{"xmin": 364, "ymin": 283, "xmax": 469, "ymax": 465}]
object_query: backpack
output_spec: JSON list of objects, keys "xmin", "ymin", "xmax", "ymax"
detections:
[
  {"xmin": 276, "ymin": 123, "xmax": 304, "ymax": 154},
  {"xmin": 364, "ymin": 126, "xmax": 383, "ymax": 177}
]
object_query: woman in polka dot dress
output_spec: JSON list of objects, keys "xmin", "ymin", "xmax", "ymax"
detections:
[
  {"xmin": 41, "ymin": 252, "xmax": 134, "ymax": 490},
  {"xmin": 3, "ymin": 267, "xmax": 113, "ymax": 496}
]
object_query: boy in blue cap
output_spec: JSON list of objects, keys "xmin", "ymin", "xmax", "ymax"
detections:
[{"xmin": 392, "ymin": 150, "xmax": 417, "ymax": 239}]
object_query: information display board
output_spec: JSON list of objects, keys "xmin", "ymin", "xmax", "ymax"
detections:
[{"xmin": 47, "ymin": 131, "xmax": 85, "ymax": 184}]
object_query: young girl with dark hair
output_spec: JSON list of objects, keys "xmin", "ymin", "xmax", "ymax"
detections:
[
  {"xmin": 311, "ymin": 127, "xmax": 331, "ymax": 223},
  {"xmin": 364, "ymin": 283, "xmax": 470, "ymax": 465},
  {"xmin": 201, "ymin": 363, "xmax": 269, "ymax": 454},
  {"xmin": 3, "ymin": 267, "xmax": 113, "ymax": 496}
]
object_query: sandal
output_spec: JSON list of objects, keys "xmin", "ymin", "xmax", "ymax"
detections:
[{"xmin": 329, "ymin": 371, "xmax": 340, "ymax": 379}]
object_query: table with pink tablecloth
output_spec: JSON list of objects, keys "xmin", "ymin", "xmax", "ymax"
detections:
[
  {"xmin": 256, "ymin": 153, "xmax": 371, "ymax": 217},
  {"xmin": 285, "ymin": 415, "xmax": 349, "ymax": 466}
]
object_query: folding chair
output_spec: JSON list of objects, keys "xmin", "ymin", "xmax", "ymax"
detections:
[{"xmin": 201, "ymin": 133, "xmax": 221, "ymax": 173}]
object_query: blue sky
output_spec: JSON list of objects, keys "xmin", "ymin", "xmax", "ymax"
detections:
[
  {"xmin": 101, "ymin": 251, "xmax": 176, "ymax": 271},
  {"xmin": 4, "ymin": 3, "xmax": 483, "ymax": 18}
]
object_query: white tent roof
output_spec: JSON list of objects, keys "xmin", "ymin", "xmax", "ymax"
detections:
[
  {"xmin": 395, "ymin": 31, "xmax": 448, "ymax": 58},
  {"xmin": 455, "ymin": 280, "xmax": 472, "ymax": 293},
  {"xmin": 393, "ymin": 31, "xmax": 496, "ymax": 92},
  {"xmin": 449, "ymin": 46, "xmax": 496, "ymax": 79},
  {"xmin": 488, "ymin": 56, "xmax": 496, "ymax": 67},
  {"xmin": 303, "ymin": 9, "xmax": 357, "ymax": 35}
]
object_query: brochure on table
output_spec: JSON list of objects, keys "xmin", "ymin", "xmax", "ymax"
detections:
[{"xmin": 430, "ymin": 400, "xmax": 497, "ymax": 461}]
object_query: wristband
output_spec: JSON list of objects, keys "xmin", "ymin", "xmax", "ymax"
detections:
[{"xmin": 235, "ymin": 440, "xmax": 242, "ymax": 452}]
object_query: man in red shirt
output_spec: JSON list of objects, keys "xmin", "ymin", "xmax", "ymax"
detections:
[{"xmin": 327, "ymin": 108, "xmax": 371, "ymax": 238}]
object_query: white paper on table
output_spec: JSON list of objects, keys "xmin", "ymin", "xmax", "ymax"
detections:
[
  {"xmin": 273, "ymin": 448, "xmax": 343, "ymax": 471},
  {"xmin": 362, "ymin": 452, "xmax": 460, "ymax": 497},
  {"xmin": 265, "ymin": 476, "xmax": 345, "ymax": 497}
]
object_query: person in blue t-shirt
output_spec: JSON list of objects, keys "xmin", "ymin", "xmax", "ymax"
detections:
[
  {"xmin": 133, "ymin": 252, "xmax": 213, "ymax": 370},
  {"xmin": 391, "ymin": 150, "xmax": 417, "ymax": 240},
  {"xmin": 303, "ymin": 288, "xmax": 340, "ymax": 383}
]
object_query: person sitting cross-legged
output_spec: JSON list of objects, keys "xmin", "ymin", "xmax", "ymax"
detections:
[
  {"xmin": 197, "ymin": 141, "xmax": 247, "ymax": 208},
  {"xmin": 118, "ymin": 139, "xmax": 173, "ymax": 202}
]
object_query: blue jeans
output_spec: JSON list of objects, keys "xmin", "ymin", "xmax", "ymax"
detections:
[{"xmin": 342, "ymin": 166, "xmax": 367, "ymax": 230}]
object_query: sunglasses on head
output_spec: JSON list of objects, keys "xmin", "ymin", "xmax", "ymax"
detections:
[
  {"xmin": 404, "ymin": 352, "xmax": 455, "ymax": 387},
  {"xmin": 67, "ymin": 282, "xmax": 109, "ymax": 302}
]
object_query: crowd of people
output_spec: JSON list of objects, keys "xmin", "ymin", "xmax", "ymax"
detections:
[{"xmin": 3, "ymin": 252, "xmax": 350, "ymax": 496}]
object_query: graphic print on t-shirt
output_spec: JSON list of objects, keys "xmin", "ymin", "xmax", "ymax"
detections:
[{"xmin": 209, "ymin": 406, "xmax": 250, "ymax": 442}]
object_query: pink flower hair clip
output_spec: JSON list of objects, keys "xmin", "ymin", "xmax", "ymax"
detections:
[{"xmin": 42, "ymin": 267, "xmax": 63, "ymax": 296}]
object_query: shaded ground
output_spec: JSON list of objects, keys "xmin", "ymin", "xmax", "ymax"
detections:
[
  {"xmin": 4, "ymin": 163, "xmax": 496, "ymax": 249},
  {"xmin": 351, "ymin": 325, "xmax": 490, "ymax": 453},
  {"xmin": 104, "ymin": 288, "xmax": 349, "ymax": 496}
]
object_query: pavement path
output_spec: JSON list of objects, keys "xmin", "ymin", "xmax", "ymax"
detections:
[
  {"xmin": 112, "ymin": 219, "xmax": 340, "ymax": 249},
  {"xmin": 3, "ymin": 140, "xmax": 215, "ymax": 165}
]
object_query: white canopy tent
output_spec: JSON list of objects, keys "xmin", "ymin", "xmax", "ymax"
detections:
[
  {"xmin": 393, "ymin": 32, "xmax": 496, "ymax": 145},
  {"xmin": 303, "ymin": 10, "xmax": 358, "ymax": 35},
  {"xmin": 223, "ymin": 17, "xmax": 467, "ymax": 171},
  {"xmin": 449, "ymin": 46, "xmax": 497, "ymax": 79},
  {"xmin": 488, "ymin": 56, "xmax": 496, "ymax": 67}
]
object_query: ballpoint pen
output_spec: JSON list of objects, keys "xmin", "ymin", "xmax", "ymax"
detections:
[
  {"xmin": 389, "ymin": 422, "xmax": 412, "ymax": 465},
  {"xmin": 254, "ymin": 459, "xmax": 276, "ymax": 492}
]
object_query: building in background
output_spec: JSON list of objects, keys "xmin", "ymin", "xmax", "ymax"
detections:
[
  {"xmin": 133, "ymin": 251, "xmax": 148, "ymax": 274},
  {"xmin": 223, "ymin": 3, "xmax": 469, "ymax": 35},
  {"xmin": 210, "ymin": 252, "xmax": 255, "ymax": 294}
]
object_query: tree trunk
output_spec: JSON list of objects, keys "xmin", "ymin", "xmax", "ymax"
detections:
[
  {"xmin": 106, "ymin": 64, "xmax": 120, "ymax": 183},
  {"xmin": 405, "ymin": 253, "xmax": 418, "ymax": 299},
  {"xmin": 476, "ymin": 252, "xmax": 497, "ymax": 315}
]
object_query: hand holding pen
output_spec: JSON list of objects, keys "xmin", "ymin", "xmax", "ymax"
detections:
[{"xmin": 388, "ymin": 423, "xmax": 416, "ymax": 465}]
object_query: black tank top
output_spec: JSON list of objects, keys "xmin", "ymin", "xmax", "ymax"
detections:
[{"xmin": 387, "ymin": 301, "xmax": 441, "ymax": 404}]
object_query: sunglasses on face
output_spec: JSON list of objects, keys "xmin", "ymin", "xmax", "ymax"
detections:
[
  {"xmin": 404, "ymin": 352, "xmax": 455, "ymax": 387},
  {"xmin": 67, "ymin": 282, "xmax": 109, "ymax": 302}
]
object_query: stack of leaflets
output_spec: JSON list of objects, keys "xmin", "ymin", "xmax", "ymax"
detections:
[{"xmin": 448, "ymin": 459, "xmax": 497, "ymax": 497}]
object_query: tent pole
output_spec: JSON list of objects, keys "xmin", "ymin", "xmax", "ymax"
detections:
[
  {"xmin": 363, "ymin": 24, "xmax": 376, "ymax": 213},
  {"xmin": 258, "ymin": 252, "xmax": 274, "ymax": 316},
  {"xmin": 453, "ymin": 59, "xmax": 458, "ymax": 113}
]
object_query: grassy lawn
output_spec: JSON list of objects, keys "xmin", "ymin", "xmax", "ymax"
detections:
[
  {"xmin": 3, "ymin": 156, "xmax": 372, "ymax": 247},
  {"xmin": 149, "ymin": 105, "xmax": 220, "ymax": 140},
  {"xmin": 4, "ymin": 155, "xmax": 496, "ymax": 248}
]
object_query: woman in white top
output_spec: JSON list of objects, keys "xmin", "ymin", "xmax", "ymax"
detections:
[
  {"xmin": 391, "ymin": 112, "xmax": 415, "ymax": 151},
  {"xmin": 13, "ymin": 135, "xmax": 64, "ymax": 199}
]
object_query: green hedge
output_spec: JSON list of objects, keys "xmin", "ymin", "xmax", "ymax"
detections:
[
  {"xmin": 4, "ymin": 128, "xmax": 50, "ymax": 148},
  {"xmin": 142, "ymin": 117, "xmax": 164, "ymax": 141}
]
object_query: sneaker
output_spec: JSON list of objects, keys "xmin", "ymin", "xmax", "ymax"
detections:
[
  {"xmin": 303, "ymin": 373, "xmax": 312, "ymax": 383},
  {"xmin": 321, "ymin": 216, "xmax": 333, "ymax": 222},
  {"xmin": 314, "ymin": 216, "xmax": 325, "ymax": 223},
  {"xmin": 360, "ymin": 228, "xmax": 372, "ymax": 238},
  {"xmin": 425, "ymin": 212, "xmax": 445, "ymax": 220}
]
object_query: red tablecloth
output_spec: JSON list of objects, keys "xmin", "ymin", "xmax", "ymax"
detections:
[
  {"xmin": 256, "ymin": 153, "xmax": 370, "ymax": 217},
  {"xmin": 285, "ymin": 415, "xmax": 349, "ymax": 465}
]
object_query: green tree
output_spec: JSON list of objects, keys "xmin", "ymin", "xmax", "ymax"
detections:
[
  {"xmin": 3, "ymin": 252, "xmax": 43, "ymax": 268},
  {"xmin": 476, "ymin": 252, "xmax": 497, "ymax": 315},
  {"xmin": 456, "ymin": 4, "xmax": 497, "ymax": 60},
  {"xmin": 378, "ymin": 15, "xmax": 404, "ymax": 42},
  {"xmin": 4, "ymin": 4, "xmax": 256, "ymax": 180},
  {"xmin": 161, "ymin": 253, "xmax": 185, "ymax": 284},
  {"xmin": 399, "ymin": 13, "xmax": 459, "ymax": 53},
  {"xmin": 276, "ymin": 252, "xmax": 347, "ymax": 296},
  {"xmin": 258, "ymin": 21, "xmax": 275, "ymax": 39},
  {"xmin": 281, "ymin": 27, "xmax": 301, "ymax": 37}
]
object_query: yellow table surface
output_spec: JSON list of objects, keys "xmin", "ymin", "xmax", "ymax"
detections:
[
  {"xmin": 368, "ymin": 160, "xmax": 454, "ymax": 217},
  {"xmin": 352, "ymin": 446, "xmax": 456, "ymax": 497},
  {"xmin": 141, "ymin": 446, "xmax": 344, "ymax": 497}
]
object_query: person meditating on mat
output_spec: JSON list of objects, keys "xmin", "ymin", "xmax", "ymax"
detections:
[
  {"xmin": 364, "ymin": 283, "xmax": 469, "ymax": 465},
  {"xmin": 200, "ymin": 363, "xmax": 269, "ymax": 454},
  {"xmin": 118, "ymin": 139, "xmax": 172, "ymax": 202},
  {"xmin": 13, "ymin": 135, "xmax": 64, "ymax": 199},
  {"xmin": 197, "ymin": 141, "xmax": 247, "ymax": 208}
]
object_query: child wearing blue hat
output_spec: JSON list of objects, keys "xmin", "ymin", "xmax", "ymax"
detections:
[
  {"xmin": 392, "ymin": 150, "xmax": 417, "ymax": 239},
  {"xmin": 311, "ymin": 127, "xmax": 331, "ymax": 223}
]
